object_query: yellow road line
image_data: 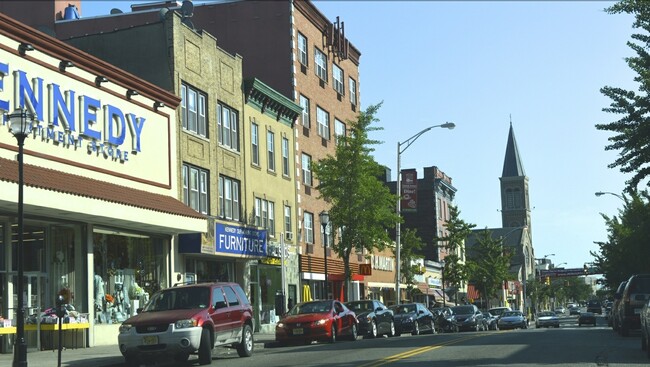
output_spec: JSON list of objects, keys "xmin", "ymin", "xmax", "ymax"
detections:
[{"xmin": 358, "ymin": 334, "xmax": 485, "ymax": 367}]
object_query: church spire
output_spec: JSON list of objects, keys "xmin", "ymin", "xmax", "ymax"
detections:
[{"xmin": 502, "ymin": 120, "xmax": 526, "ymax": 177}]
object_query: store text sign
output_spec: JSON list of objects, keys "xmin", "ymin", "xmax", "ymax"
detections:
[{"xmin": 215, "ymin": 223, "xmax": 267, "ymax": 257}]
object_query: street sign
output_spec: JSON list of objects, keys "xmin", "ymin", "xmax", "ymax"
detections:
[{"xmin": 539, "ymin": 268, "xmax": 587, "ymax": 278}]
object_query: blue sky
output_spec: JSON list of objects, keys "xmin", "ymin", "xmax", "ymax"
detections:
[{"xmin": 81, "ymin": 1, "xmax": 636, "ymax": 271}]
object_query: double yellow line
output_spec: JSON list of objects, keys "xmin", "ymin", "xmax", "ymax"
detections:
[{"xmin": 358, "ymin": 334, "xmax": 485, "ymax": 367}]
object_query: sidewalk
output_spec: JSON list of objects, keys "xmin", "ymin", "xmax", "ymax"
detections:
[{"xmin": 0, "ymin": 332, "xmax": 276, "ymax": 367}]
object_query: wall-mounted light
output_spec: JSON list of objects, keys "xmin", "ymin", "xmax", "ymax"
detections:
[
  {"xmin": 95, "ymin": 76, "xmax": 108, "ymax": 87},
  {"xmin": 154, "ymin": 101, "xmax": 165, "ymax": 110},
  {"xmin": 126, "ymin": 89, "xmax": 139, "ymax": 99},
  {"xmin": 59, "ymin": 60, "xmax": 74, "ymax": 72},
  {"xmin": 18, "ymin": 43, "xmax": 34, "ymax": 56}
]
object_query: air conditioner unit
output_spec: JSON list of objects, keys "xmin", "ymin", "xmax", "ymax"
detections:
[{"xmin": 285, "ymin": 231, "xmax": 294, "ymax": 241}]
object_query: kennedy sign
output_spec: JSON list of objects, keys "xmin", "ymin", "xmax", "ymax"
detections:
[
  {"xmin": 215, "ymin": 223, "xmax": 267, "ymax": 257},
  {"xmin": 400, "ymin": 169, "xmax": 418, "ymax": 212}
]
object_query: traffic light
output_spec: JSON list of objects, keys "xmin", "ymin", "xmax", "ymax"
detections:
[{"xmin": 545, "ymin": 276, "xmax": 550, "ymax": 285}]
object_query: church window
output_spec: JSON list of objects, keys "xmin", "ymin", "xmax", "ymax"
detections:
[
  {"xmin": 506, "ymin": 189, "xmax": 514, "ymax": 209},
  {"xmin": 514, "ymin": 188, "xmax": 522, "ymax": 208}
]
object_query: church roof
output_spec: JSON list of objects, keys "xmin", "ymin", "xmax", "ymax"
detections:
[{"xmin": 501, "ymin": 123, "xmax": 526, "ymax": 177}]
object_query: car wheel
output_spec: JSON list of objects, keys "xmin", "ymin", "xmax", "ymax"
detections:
[
  {"xmin": 236, "ymin": 324, "xmax": 254, "ymax": 357},
  {"xmin": 388, "ymin": 320, "xmax": 396, "ymax": 337},
  {"xmin": 349, "ymin": 323, "xmax": 358, "ymax": 341},
  {"xmin": 369, "ymin": 319, "xmax": 378, "ymax": 338},
  {"xmin": 198, "ymin": 328, "xmax": 213, "ymax": 365},
  {"xmin": 475, "ymin": 323, "xmax": 480, "ymax": 332},
  {"xmin": 412, "ymin": 322, "xmax": 420, "ymax": 336},
  {"xmin": 329, "ymin": 324, "xmax": 337, "ymax": 343}
]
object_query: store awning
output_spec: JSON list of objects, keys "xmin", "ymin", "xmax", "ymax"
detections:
[
  {"xmin": 417, "ymin": 283, "xmax": 436, "ymax": 296},
  {"xmin": 328, "ymin": 273, "xmax": 364, "ymax": 282}
]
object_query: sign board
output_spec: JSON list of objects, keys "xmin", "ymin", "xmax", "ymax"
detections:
[
  {"xmin": 400, "ymin": 169, "xmax": 418, "ymax": 212},
  {"xmin": 539, "ymin": 268, "xmax": 587, "ymax": 278},
  {"xmin": 359, "ymin": 264, "xmax": 372, "ymax": 276}
]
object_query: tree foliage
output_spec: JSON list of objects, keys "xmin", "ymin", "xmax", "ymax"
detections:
[
  {"xmin": 466, "ymin": 229, "xmax": 513, "ymax": 307},
  {"xmin": 591, "ymin": 190, "xmax": 650, "ymax": 290},
  {"xmin": 396, "ymin": 228, "xmax": 424, "ymax": 291},
  {"xmin": 312, "ymin": 102, "xmax": 400, "ymax": 298},
  {"xmin": 434, "ymin": 205, "xmax": 476, "ymax": 301},
  {"xmin": 597, "ymin": 0, "xmax": 650, "ymax": 190}
]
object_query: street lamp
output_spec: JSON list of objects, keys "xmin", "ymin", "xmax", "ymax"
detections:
[
  {"xmin": 319, "ymin": 211, "xmax": 329, "ymax": 300},
  {"xmin": 482, "ymin": 276, "xmax": 488, "ymax": 310},
  {"xmin": 395, "ymin": 122, "xmax": 455, "ymax": 305},
  {"xmin": 554, "ymin": 262, "xmax": 567, "ymax": 269},
  {"xmin": 595, "ymin": 191, "xmax": 624, "ymax": 201},
  {"xmin": 9, "ymin": 107, "xmax": 34, "ymax": 367}
]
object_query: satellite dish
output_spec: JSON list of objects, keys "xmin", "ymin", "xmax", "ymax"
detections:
[
  {"xmin": 181, "ymin": 17, "xmax": 195, "ymax": 30},
  {"xmin": 181, "ymin": 0, "xmax": 194, "ymax": 18},
  {"xmin": 110, "ymin": 8, "xmax": 123, "ymax": 15},
  {"xmin": 159, "ymin": 7, "xmax": 169, "ymax": 21}
]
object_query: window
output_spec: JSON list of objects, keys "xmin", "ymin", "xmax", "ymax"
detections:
[
  {"xmin": 301, "ymin": 153, "xmax": 312, "ymax": 186},
  {"xmin": 182, "ymin": 163, "xmax": 209, "ymax": 214},
  {"xmin": 223, "ymin": 286, "xmax": 239, "ymax": 307},
  {"xmin": 218, "ymin": 103, "xmax": 239, "ymax": 151},
  {"xmin": 297, "ymin": 32, "xmax": 308, "ymax": 66},
  {"xmin": 335, "ymin": 119, "xmax": 346, "ymax": 145},
  {"xmin": 282, "ymin": 137, "xmax": 290, "ymax": 176},
  {"xmin": 219, "ymin": 175, "xmax": 240, "ymax": 221},
  {"xmin": 251, "ymin": 122, "xmax": 259, "ymax": 165},
  {"xmin": 267, "ymin": 130, "xmax": 275, "ymax": 172},
  {"xmin": 333, "ymin": 64, "xmax": 344, "ymax": 95},
  {"xmin": 180, "ymin": 83, "xmax": 207, "ymax": 137},
  {"xmin": 315, "ymin": 48, "xmax": 327, "ymax": 81},
  {"xmin": 284, "ymin": 205, "xmax": 292, "ymax": 234},
  {"xmin": 299, "ymin": 95, "xmax": 310, "ymax": 128},
  {"xmin": 349, "ymin": 77, "xmax": 357, "ymax": 106},
  {"xmin": 255, "ymin": 197, "xmax": 275, "ymax": 235},
  {"xmin": 304, "ymin": 212, "xmax": 314, "ymax": 244},
  {"xmin": 317, "ymin": 106, "xmax": 330, "ymax": 139}
]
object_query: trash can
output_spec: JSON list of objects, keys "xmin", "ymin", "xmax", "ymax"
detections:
[{"xmin": 274, "ymin": 290, "xmax": 286, "ymax": 317}]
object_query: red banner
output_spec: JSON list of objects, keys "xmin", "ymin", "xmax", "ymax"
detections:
[{"xmin": 400, "ymin": 169, "xmax": 418, "ymax": 212}]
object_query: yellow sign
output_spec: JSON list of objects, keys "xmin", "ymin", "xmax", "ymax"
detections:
[{"xmin": 359, "ymin": 264, "xmax": 372, "ymax": 275}]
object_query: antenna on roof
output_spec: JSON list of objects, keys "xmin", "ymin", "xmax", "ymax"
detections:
[
  {"xmin": 159, "ymin": 7, "xmax": 169, "ymax": 21},
  {"xmin": 180, "ymin": 0, "xmax": 195, "ymax": 30}
]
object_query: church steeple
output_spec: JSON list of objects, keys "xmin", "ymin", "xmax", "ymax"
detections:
[
  {"xmin": 502, "ymin": 120, "xmax": 526, "ymax": 177},
  {"xmin": 499, "ymin": 120, "xmax": 531, "ymax": 231}
]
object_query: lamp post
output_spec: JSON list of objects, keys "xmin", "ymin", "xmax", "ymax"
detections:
[
  {"xmin": 441, "ymin": 260, "xmax": 446, "ymax": 307},
  {"xmin": 9, "ymin": 107, "xmax": 34, "ymax": 367},
  {"xmin": 319, "ymin": 211, "xmax": 329, "ymax": 300},
  {"xmin": 395, "ymin": 122, "xmax": 455, "ymax": 305},
  {"xmin": 595, "ymin": 191, "xmax": 624, "ymax": 201},
  {"xmin": 482, "ymin": 276, "xmax": 488, "ymax": 310}
]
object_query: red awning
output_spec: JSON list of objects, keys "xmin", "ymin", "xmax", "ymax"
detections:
[{"xmin": 328, "ymin": 274, "xmax": 364, "ymax": 281}]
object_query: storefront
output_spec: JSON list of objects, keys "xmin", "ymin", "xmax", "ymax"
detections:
[{"xmin": 0, "ymin": 13, "xmax": 206, "ymax": 349}]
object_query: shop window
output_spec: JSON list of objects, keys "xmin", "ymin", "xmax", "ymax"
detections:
[
  {"xmin": 93, "ymin": 231, "xmax": 168, "ymax": 324},
  {"xmin": 186, "ymin": 258, "xmax": 232, "ymax": 282}
]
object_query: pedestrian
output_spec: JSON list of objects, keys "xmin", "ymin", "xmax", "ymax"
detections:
[{"xmin": 287, "ymin": 297, "xmax": 294, "ymax": 310}]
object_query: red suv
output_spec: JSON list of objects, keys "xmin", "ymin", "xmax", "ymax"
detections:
[{"xmin": 118, "ymin": 282, "xmax": 254, "ymax": 366}]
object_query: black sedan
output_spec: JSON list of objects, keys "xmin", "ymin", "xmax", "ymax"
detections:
[
  {"xmin": 450, "ymin": 304, "xmax": 486, "ymax": 332},
  {"xmin": 389, "ymin": 303, "xmax": 436, "ymax": 336},
  {"xmin": 345, "ymin": 300, "xmax": 395, "ymax": 338},
  {"xmin": 578, "ymin": 311, "xmax": 597, "ymax": 326}
]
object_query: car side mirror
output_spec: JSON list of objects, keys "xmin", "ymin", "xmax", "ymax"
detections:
[
  {"xmin": 419, "ymin": 310, "xmax": 424, "ymax": 314},
  {"xmin": 375, "ymin": 307, "xmax": 382, "ymax": 312},
  {"xmin": 214, "ymin": 301, "xmax": 227, "ymax": 309}
]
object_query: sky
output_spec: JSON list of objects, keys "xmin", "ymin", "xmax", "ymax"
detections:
[{"xmin": 80, "ymin": 1, "xmax": 637, "ymax": 272}]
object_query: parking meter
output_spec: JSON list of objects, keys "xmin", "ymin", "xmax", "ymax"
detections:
[{"xmin": 56, "ymin": 294, "xmax": 65, "ymax": 367}]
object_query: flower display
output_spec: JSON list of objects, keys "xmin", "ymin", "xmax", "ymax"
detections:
[{"xmin": 105, "ymin": 294, "xmax": 114, "ymax": 303}]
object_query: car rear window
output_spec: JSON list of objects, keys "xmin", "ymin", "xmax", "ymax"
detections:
[{"xmin": 629, "ymin": 276, "xmax": 650, "ymax": 293}]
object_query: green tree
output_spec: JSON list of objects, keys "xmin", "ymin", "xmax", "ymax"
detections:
[
  {"xmin": 597, "ymin": 0, "xmax": 650, "ymax": 190},
  {"xmin": 397, "ymin": 228, "xmax": 425, "ymax": 301},
  {"xmin": 466, "ymin": 229, "xmax": 513, "ymax": 308},
  {"xmin": 434, "ymin": 205, "xmax": 476, "ymax": 303},
  {"xmin": 591, "ymin": 190, "xmax": 650, "ymax": 290},
  {"xmin": 312, "ymin": 103, "xmax": 400, "ymax": 300}
]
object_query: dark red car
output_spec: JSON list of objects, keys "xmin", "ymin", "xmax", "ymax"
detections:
[
  {"xmin": 118, "ymin": 282, "xmax": 253, "ymax": 366},
  {"xmin": 275, "ymin": 300, "xmax": 358, "ymax": 344}
]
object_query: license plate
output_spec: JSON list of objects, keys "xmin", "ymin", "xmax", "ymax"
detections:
[
  {"xmin": 293, "ymin": 328, "xmax": 303, "ymax": 335},
  {"xmin": 143, "ymin": 336, "xmax": 158, "ymax": 345}
]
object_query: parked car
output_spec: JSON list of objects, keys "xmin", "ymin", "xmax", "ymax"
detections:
[
  {"xmin": 615, "ymin": 274, "xmax": 650, "ymax": 336},
  {"xmin": 389, "ymin": 303, "xmax": 436, "ymax": 336},
  {"xmin": 488, "ymin": 306, "xmax": 512, "ymax": 320},
  {"xmin": 497, "ymin": 310, "xmax": 528, "ymax": 330},
  {"xmin": 482, "ymin": 312, "xmax": 499, "ymax": 330},
  {"xmin": 611, "ymin": 280, "xmax": 628, "ymax": 330},
  {"xmin": 554, "ymin": 306, "xmax": 567, "ymax": 315},
  {"xmin": 569, "ymin": 306, "xmax": 581, "ymax": 316},
  {"xmin": 431, "ymin": 307, "xmax": 459, "ymax": 333},
  {"xmin": 641, "ymin": 298, "xmax": 650, "ymax": 358},
  {"xmin": 450, "ymin": 304, "xmax": 486, "ymax": 332},
  {"xmin": 275, "ymin": 300, "xmax": 358, "ymax": 345},
  {"xmin": 117, "ymin": 282, "xmax": 254, "ymax": 367},
  {"xmin": 578, "ymin": 311, "xmax": 597, "ymax": 326},
  {"xmin": 605, "ymin": 300, "xmax": 614, "ymax": 317},
  {"xmin": 586, "ymin": 299, "xmax": 602, "ymax": 314},
  {"xmin": 536, "ymin": 311, "xmax": 560, "ymax": 328},
  {"xmin": 345, "ymin": 300, "xmax": 395, "ymax": 338}
]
